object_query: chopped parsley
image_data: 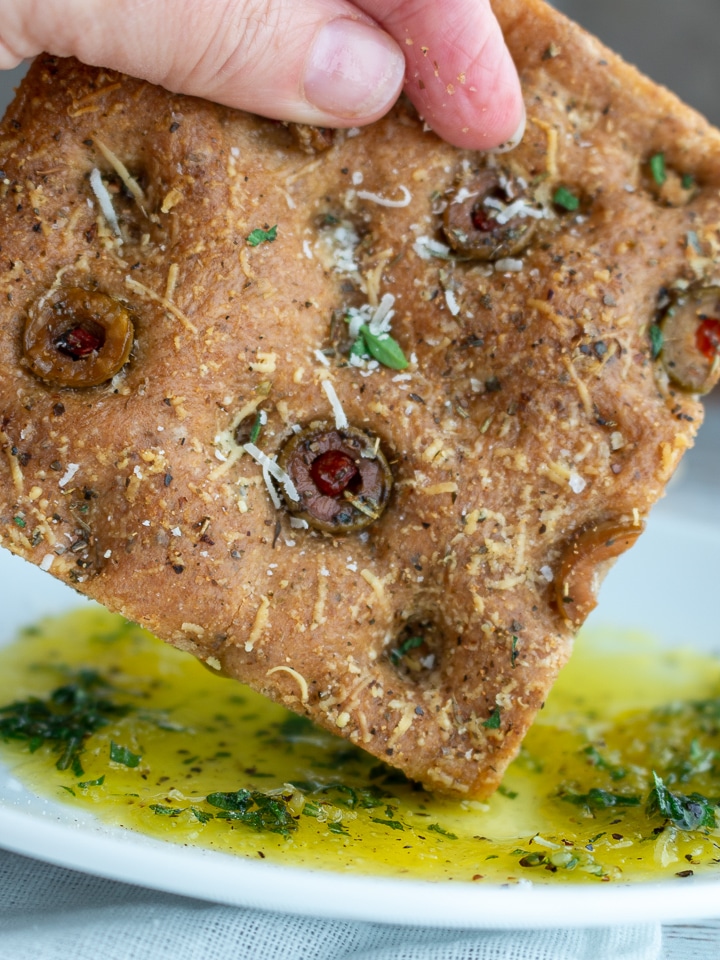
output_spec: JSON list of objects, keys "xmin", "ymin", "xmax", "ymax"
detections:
[
  {"xmin": 109, "ymin": 741, "xmax": 142, "ymax": 768},
  {"xmin": 246, "ymin": 225, "xmax": 277, "ymax": 247},
  {"xmin": 646, "ymin": 771, "xmax": 717, "ymax": 831},
  {"xmin": 428, "ymin": 822, "xmax": 458, "ymax": 839},
  {"xmin": 682, "ymin": 173, "xmax": 695, "ymax": 190},
  {"xmin": 649, "ymin": 323, "xmax": 664, "ymax": 359},
  {"xmin": 553, "ymin": 186, "xmax": 580, "ymax": 211},
  {"xmin": 149, "ymin": 803, "xmax": 182, "ymax": 817},
  {"xmin": 248, "ymin": 410, "xmax": 264, "ymax": 445},
  {"xmin": 483, "ymin": 705, "xmax": 502, "ymax": 730},
  {"xmin": 207, "ymin": 788, "xmax": 298, "ymax": 835},
  {"xmin": 583, "ymin": 745, "xmax": 626, "ymax": 781},
  {"xmin": 0, "ymin": 670, "xmax": 127, "ymax": 777},
  {"xmin": 12, "ymin": 515, "xmax": 26, "ymax": 528},
  {"xmin": 650, "ymin": 153, "xmax": 667, "ymax": 186},
  {"xmin": 389, "ymin": 635, "xmax": 424, "ymax": 665},
  {"xmin": 559, "ymin": 787, "xmax": 641, "ymax": 811}
]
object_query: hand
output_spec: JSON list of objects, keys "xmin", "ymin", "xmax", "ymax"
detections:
[{"xmin": 0, "ymin": 0, "xmax": 524, "ymax": 150}]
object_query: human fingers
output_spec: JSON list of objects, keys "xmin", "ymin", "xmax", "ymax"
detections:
[
  {"xmin": 354, "ymin": 0, "xmax": 525, "ymax": 150},
  {"xmin": 0, "ymin": 0, "xmax": 406, "ymax": 126}
]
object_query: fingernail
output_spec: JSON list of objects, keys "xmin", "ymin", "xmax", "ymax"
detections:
[
  {"xmin": 488, "ymin": 102, "xmax": 526, "ymax": 154},
  {"xmin": 304, "ymin": 18, "xmax": 405, "ymax": 119}
]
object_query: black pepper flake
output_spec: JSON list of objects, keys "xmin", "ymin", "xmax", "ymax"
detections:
[
  {"xmin": 169, "ymin": 121, "xmax": 180, "ymax": 133},
  {"xmin": 408, "ymin": 393, "xmax": 425, "ymax": 404},
  {"xmin": 676, "ymin": 869, "xmax": 694, "ymax": 878},
  {"xmin": 164, "ymin": 473, "xmax": 173, "ymax": 486},
  {"xmin": 53, "ymin": 402, "xmax": 65, "ymax": 416},
  {"xmin": 485, "ymin": 376, "xmax": 502, "ymax": 393},
  {"xmin": 172, "ymin": 564, "xmax": 184, "ymax": 574}
]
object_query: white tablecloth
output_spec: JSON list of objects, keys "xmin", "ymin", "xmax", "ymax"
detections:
[{"xmin": 0, "ymin": 848, "xmax": 662, "ymax": 959}]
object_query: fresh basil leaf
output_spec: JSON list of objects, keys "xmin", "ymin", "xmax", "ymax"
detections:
[{"xmin": 359, "ymin": 325, "xmax": 409, "ymax": 370}]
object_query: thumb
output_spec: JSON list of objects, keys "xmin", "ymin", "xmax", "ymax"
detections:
[
  {"xmin": 356, "ymin": 0, "xmax": 525, "ymax": 150},
  {"xmin": 0, "ymin": 0, "xmax": 406, "ymax": 126}
]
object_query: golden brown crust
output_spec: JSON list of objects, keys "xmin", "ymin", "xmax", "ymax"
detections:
[{"xmin": 0, "ymin": 0, "xmax": 718, "ymax": 797}]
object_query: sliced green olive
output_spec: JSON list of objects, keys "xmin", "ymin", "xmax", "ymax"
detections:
[
  {"xmin": 277, "ymin": 420, "xmax": 392, "ymax": 533},
  {"xmin": 556, "ymin": 519, "xmax": 645, "ymax": 626},
  {"xmin": 659, "ymin": 285, "xmax": 720, "ymax": 394},
  {"xmin": 442, "ymin": 168, "xmax": 539, "ymax": 261},
  {"xmin": 23, "ymin": 287, "xmax": 134, "ymax": 387}
]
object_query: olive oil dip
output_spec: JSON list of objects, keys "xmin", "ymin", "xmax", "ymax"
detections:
[{"xmin": 1, "ymin": 607, "xmax": 720, "ymax": 885}]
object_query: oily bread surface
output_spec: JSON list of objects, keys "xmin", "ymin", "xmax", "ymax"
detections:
[{"xmin": 0, "ymin": 0, "xmax": 717, "ymax": 797}]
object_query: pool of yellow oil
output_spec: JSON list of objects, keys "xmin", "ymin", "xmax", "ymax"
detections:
[{"xmin": 1, "ymin": 607, "xmax": 720, "ymax": 885}]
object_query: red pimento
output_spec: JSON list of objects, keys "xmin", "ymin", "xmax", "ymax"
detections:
[
  {"xmin": 310, "ymin": 450, "xmax": 359, "ymax": 498},
  {"xmin": 696, "ymin": 317, "xmax": 720, "ymax": 360},
  {"xmin": 55, "ymin": 326, "xmax": 103, "ymax": 360},
  {"xmin": 471, "ymin": 205, "xmax": 500, "ymax": 233}
]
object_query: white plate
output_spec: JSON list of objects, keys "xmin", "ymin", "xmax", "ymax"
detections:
[{"xmin": 1, "ymin": 512, "xmax": 720, "ymax": 929}]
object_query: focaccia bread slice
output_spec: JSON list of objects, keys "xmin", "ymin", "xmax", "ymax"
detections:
[{"xmin": 1, "ymin": 0, "xmax": 719, "ymax": 798}]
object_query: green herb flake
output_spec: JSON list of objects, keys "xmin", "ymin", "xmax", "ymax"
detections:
[
  {"xmin": 553, "ymin": 186, "xmax": 580, "ymax": 212},
  {"xmin": 650, "ymin": 153, "xmax": 667, "ymax": 186},
  {"xmin": 682, "ymin": 173, "xmax": 695, "ymax": 190},
  {"xmin": 207, "ymin": 788, "xmax": 297, "ymax": 836},
  {"xmin": 191, "ymin": 807, "xmax": 214, "ymax": 824},
  {"xmin": 390, "ymin": 635, "xmax": 424, "ymax": 665},
  {"xmin": 149, "ymin": 803, "xmax": 182, "ymax": 817},
  {"xmin": 12, "ymin": 516, "xmax": 26, "ymax": 528},
  {"xmin": 559, "ymin": 787, "xmax": 641, "ymax": 811},
  {"xmin": 497, "ymin": 784, "xmax": 518, "ymax": 800},
  {"xmin": 370, "ymin": 817, "xmax": 405, "ymax": 831},
  {"xmin": 0, "ymin": 669, "xmax": 128, "ymax": 776},
  {"xmin": 327, "ymin": 821, "xmax": 350, "ymax": 836},
  {"xmin": 510, "ymin": 635, "xmax": 519, "ymax": 668},
  {"xmin": 246, "ymin": 225, "xmax": 277, "ymax": 247},
  {"xmin": 649, "ymin": 324, "xmax": 664, "ymax": 360},
  {"xmin": 78, "ymin": 775, "xmax": 105, "ymax": 788},
  {"xmin": 109, "ymin": 741, "xmax": 142, "ymax": 768},
  {"xmin": 358, "ymin": 324, "xmax": 408, "ymax": 370},
  {"xmin": 248, "ymin": 411, "xmax": 264, "ymax": 445},
  {"xmin": 646, "ymin": 771, "xmax": 717, "ymax": 831},
  {"xmin": 428, "ymin": 822, "xmax": 458, "ymax": 840},
  {"xmin": 482, "ymin": 705, "xmax": 502, "ymax": 730},
  {"xmin": 583, "ymin": 745, "xmax": 626, "ymax": 781}
]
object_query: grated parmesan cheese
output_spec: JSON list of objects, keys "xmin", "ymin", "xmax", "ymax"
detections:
[
  {"xmin": 356, "ymin": 185, "xmax": 411, "ymax": 207},
  {"xmin": 322, "ymin": 380, "xmax": 348, "ymax": 430},
  {"xmin": 243, "ymin": 443, "xmax": 300, "ymax": 502},
  {"xmin": 89, "ymin": 168, "xmax": 121, "ymax": 238},
  {"xmin": 445, "ymin": 289, "xmax": 460, "ymax": 316},
  {"xmin": 58, "ymin": 463, "xmax": 79, "ymax": 488}
]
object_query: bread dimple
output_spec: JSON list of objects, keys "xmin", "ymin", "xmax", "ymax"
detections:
[{"xmin": 1, "ymin": 0, "xmax": 719, "ymax": 797}]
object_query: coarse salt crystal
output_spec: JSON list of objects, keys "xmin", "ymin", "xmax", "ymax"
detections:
[
  {"xmin": 494, "ymin": 258, "xmax": 524, "ymax": 273},
  {"xmin": 540, "ymin": 565, "xmax": 554, "ymax": 582}
]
